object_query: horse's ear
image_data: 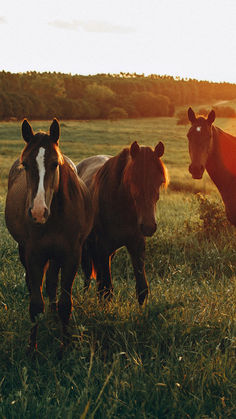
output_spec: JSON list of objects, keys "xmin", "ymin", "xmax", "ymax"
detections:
[
  {"xmin": 22, "ymin": 119, "xmax": 34, "ymax": 143},
  {"xmin": 188, "ymin": 107, "xmax": 197, "ymax": 124},
  {"xmin": 130, "ymin": 141, "xmax": 140, "ymax": 159},
  {"xmin": 155, "ymin": 141, "xmax": 164, "ymax": 158},
  {"xmin": 207, "ymin": 110, "xmax": 215, "ymax": 125},
  {"xmin": 50, "ymin": 118, "xmax": 60, "ymax": 143}
]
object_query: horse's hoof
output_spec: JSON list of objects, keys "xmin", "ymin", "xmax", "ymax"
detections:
[
  {"xmin": 138, "ymin": 291, "xmax": 148, "ymax": 306},
  {"xmin": 26, "ymin": 344, "xmax": 37, "ymax": 358},
  {"xmin": 34, "ymin": 312, "xmax": 44, "ymax": 322},
  {"xmin": 57, "ymin": 346, "xmax": 64, "ymax": 361},
  {"xmin": 50, "ymin": 302, "xmax": 58, "ymax": 313}
]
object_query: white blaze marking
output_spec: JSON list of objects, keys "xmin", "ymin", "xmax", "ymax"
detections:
[
  {"xmin": 196, "ymin": 126, "xmax": 201, "ymax": 132},
  {"xmin": 31, "ymin": 147, "xmax": 47, "ymax": 222}
]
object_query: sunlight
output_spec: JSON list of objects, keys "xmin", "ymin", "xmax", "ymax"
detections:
[{"xmin": 0, "ymin": 0, "xmax": 236, "ymax": 82}]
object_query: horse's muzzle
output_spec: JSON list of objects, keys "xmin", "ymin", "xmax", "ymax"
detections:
[
  {"xmin": 28, "ymin": 207, "xmax": 49, "ymax": 224},
  {"xmin": 140, "ymin": 222, "xmax": 157, "ymax": 237},
  {"xmin": 189, "ymin": 163, "xmax": 204, "ymax": 179}
]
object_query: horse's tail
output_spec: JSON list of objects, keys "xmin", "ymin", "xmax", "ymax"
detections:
[
  {"xmin": 90, "ymin": 261, "xmax": 97, "ymax": 279},
  {"xmin": 81, "ymin": 239, "xmax": 97, "ymax": 289}
]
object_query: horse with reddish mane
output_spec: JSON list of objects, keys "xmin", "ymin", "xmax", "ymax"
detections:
[{"xmin": 77, "ymin": 141, "xmax": 168, "ymax": 305}]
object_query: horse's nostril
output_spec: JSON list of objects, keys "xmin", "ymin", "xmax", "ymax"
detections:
[
  {"xmin": 44, "ymin": 207, "xmax": 49, "ymax": 220},
  {"xmin": 28, "ymin": 206, "xmax": 49, "ymax": 223},
  {"xmin": 189, "ymin": 163, "xmax": 204, "ymax": 179},
  {"xmin": 140, "ymin": 222, "xmax": 157, "ymax": 237},
  {"xmin": 189, "ymin": 164, "xmax": 195, "ymax": 174}
]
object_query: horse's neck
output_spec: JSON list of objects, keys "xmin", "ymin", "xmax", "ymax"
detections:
[{"xmin": 206, "ymin": 126, "xmax": 236, "ymax": 214}]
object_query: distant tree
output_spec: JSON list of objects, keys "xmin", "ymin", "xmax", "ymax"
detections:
[
  {"xmin": 0, "ymin": 96, "xmax": 4, "ymax": 119},
  {"xmin": 130, "ymin": 91, "xmax": 171, "ymax": 117},
  {"xmin": 1, "ymin": 70, "xmax": 236, "ymax": 120},
  {"xmin": 29, "ymin": 73, "xmax": 66, "ymax": 102},
  {"xmin": 85, "ymin": 83, "xmax": 116, "ymax": 118}
]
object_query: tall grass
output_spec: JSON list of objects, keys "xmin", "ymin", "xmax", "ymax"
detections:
[{"xmin": 0, "ymin": 116, "xmax": 235, "ymax": 418}]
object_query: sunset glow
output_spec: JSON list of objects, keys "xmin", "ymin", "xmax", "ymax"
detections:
[{"xmin": 0, "ymin": 0, "xmax": 236, "ymax": 82}]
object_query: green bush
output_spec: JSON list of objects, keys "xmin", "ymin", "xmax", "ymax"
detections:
[{"xmin": 196, "ymin": 193, "xmax": 230, "ymax": 237}]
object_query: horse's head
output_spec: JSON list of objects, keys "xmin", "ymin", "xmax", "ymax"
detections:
[
  {"xmin": 187, "ymin": 107, "xmax": 215, "ymax": 179},
  {"xmin": 21, "ymin": 118, "xmax": 63, "ymax": 224},
  {"xmin": 124, "ymin": 141, "xmax": 168, "ymax": 237}
]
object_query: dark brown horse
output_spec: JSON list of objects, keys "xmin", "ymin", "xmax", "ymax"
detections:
[
  {"xmin": 187, "ymin": 107, "xmax": 236, "ymax": 226},
  {"xmin": 77, "ymin": 141, "xmax": 168, "ymax": 305},
  {"xmin": 5, "ymin": 119, "xmax": 93, "ymax": 351}
]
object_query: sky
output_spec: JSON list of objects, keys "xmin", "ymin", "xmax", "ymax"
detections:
[{"xmin": 1, "ymin": 0, "xmax": 236, "ymax": 83}]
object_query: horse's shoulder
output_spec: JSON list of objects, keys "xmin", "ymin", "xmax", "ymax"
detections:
[{"xmin": 7, "ymin": 158, "xmax": 24, "ymax": 189}]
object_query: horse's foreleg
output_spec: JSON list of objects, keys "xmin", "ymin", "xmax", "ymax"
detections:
[
  {"xmin": 46, "ymin": 259, "xmax": 60, "ymax": 312},
  {"xmin": 81, "ymin": 241, "xmax": 92, "ymax": 291},
  {"xmin": 96, "ymin": 253, "xmax": 113, "ymax": 301},
  {"xmin": 58, "ymin": 255, "xmax": 79, "ymax": 348},
  {"xmin": 18, "ymin": 244, "xmax": 31, "ymax": 293},
  {"xmin": 26, "ymin": 254, "xmax": 47, "ymax": 351},
  {"xmin": 127, "ymin": 238, "xmax": 148, "ymax": 305}
]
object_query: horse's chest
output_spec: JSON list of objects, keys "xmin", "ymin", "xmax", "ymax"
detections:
[{"xmin": 99, "ymin": 210, "xmax": 137, "ymax": 247}]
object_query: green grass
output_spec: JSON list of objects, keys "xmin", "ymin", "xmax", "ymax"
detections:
[{"xmin": 0, "ymin": 115, "xmax": 236, "ymax": 418}]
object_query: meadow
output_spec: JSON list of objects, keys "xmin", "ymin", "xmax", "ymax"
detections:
[{"xmin": 0, "ymin": 113, "xmax": 235, "ymax": 418}]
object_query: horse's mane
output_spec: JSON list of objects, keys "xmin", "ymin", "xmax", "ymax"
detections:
[
  {"xmin": 94, "ymin": 148, "xmax": 130, "ymax": 190},
  {"xmin": 93, "ymin": 145, "xmax": 169, "ymax": 193},
  {"xmin": 59, "ymin": 158, "xmax": 85, "ymax": 201}
]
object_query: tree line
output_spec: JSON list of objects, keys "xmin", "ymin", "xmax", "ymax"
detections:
[{"xmin": 1, "ymin": 71, "xmax": 236, "ymax": 120}]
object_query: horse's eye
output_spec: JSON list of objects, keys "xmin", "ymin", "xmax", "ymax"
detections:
[{"xmin": 22, "ymin": 161, "xmax": 28, "ymax": 170}]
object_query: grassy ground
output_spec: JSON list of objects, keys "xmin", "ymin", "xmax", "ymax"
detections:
[{"xmin": 0, "ymin": 114, "xmax": 236, "ymax": 418}]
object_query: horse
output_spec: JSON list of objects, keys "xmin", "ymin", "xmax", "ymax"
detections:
[
  {"xmin": 5, "ymin": 119, "xmax": 93, "ymax": 351},
  {"xmin": 187, "ymin": 107, "xmax": 236, "ymax": 226},
  {"xmin": 76, "ymin": 141, "xmax": 168, "ymax": 305}
]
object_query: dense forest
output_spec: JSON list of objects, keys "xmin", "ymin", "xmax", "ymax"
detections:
[{"xmin": 1, "ymin": 71, "xmax": 236, "ymax": 120}]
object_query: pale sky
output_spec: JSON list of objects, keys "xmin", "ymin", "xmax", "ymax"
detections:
[{"xmin": 1, "ymin": 0, "xmax": 236, "ymax": 83}]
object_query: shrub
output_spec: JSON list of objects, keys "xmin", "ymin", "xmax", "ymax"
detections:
[
  {"xmin": 176, "ymin": 110, "xmax": 189, "ymax": 125},
  {"xmin": 197, "ymin": 106, "xmax": 236, "ymax": 118},
  {"xmin": 196, "ymin": 193, "xmax": 230, "ymax": 237},
  {"xmin": 108, "ymin": 107, "xmax": 128, "ymax": 120},
  {"xmin": 198, "ymin": 107, "xmax": 209, "ymax": 116},
  {"xmin": 213, "ymin": 105, "xmax": 236, "ymax": 118}
]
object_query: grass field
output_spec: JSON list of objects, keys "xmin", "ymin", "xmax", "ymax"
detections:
[{"xmin": 0, "ymin": 113, "xmax": 236, "ymax": 418}]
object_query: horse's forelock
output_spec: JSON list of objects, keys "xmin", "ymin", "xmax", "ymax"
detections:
[
  {"xmin": 20, "ymin": 133, "xmax": 64, "ymax": 166},
  {"xmin": 125, "ymin": 146, "xmax": 169, "ymax": 190}
]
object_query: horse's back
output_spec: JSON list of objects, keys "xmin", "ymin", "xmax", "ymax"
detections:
[
  {"xmin": 77, "ymin": 155, "xmax": 111, "ymax": 189},
  {"xmin": 63, "ymin": 155, "xmax": 77, "ymax": 174}
]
